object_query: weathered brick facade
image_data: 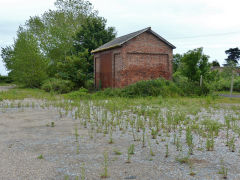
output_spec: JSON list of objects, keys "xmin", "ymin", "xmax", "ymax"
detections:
[{"xmin": 93, "ymin": 28, "xmax": 175, "ymax": 89}]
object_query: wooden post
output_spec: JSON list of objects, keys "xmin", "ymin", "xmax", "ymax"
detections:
[
  {"xmin": 230, "ymin": 74, "xmax": 234, "ymax": 96},
  {"xmin": 200, "ymin": 75, "xmax": 203, "ymax": 87}
]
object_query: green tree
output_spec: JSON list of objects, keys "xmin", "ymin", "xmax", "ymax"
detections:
[
  {"xmin": 74, "ymin": 15, "xmax": 116, "ymax": 53},
  {"xmin": 55, "ymin": 50, "xmax": 89, "ymax": 87},
  {"xmin": 11, "ymin": 29, "xmax": 47, "ymax": 87},
  {"xmin": 73, "ymin": 15, "xmax": 116, "ymax": 77},
  {"xmin": 1, "ymin": 46, "xmax": 14, "ymax": 71},
  {"xmin": 225, "ymin": 47, "xmax": 240, "ymax": 65},
  {"xmin": 26, "ymin": 0, "xmax": 95, "ymax": 76},
  {"xmin": 179, "ymin": 48, "xmax": 211, "ymax": 82},
  {"xmin": 2, "ymin": 0, "xmax": 116, "ymax": 89},
  {"xmin": 211, "ymin": 60, "xmax": 220, "ymax": 67},
  {"xmin": 173, "ymin": 54, "xmax": 182, "ymax": 73}
]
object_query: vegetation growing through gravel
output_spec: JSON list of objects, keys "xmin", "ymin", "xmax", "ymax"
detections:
[{"xmin": 1, "ymin": 88, "xmax": 240, "ymax": 179}]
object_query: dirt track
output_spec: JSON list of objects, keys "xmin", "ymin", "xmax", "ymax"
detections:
[
  {"xmin": 0, "ymin": 85, "xmax": 15, "ymax": 92},
  {"xmin": 219, "ymin": 94, "xmax": 240, "ymax": 98}
]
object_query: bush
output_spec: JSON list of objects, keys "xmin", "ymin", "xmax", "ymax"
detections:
[
  {"xmin": 173, "ymin": 73, "xmax": 211, "ymax": 96},
  {"xmin": 98, "ymin": 88, "xmax": 122, "ymax": 97},
  {"xmin": 65, "ymin": 88, "xmax": 89, "ymax": 99},
  {"xmin": 0, "ymin": 75, "xmax": 13, "ymax": 83},
  {"xmin": 84, "ymin": 79, "xmax": 94, "ymax": 91},
  {"xmin": 121, "ymin": 78, "xmax": 181, "ymax": 97},
  {"xmin": 234, "ymin": 78, "xmax": 240, "ymax": 91},
  {"xmin": 41, "ymin": 78, "xmax": 74, "ymax": 94},
  {"xmin": 211, "ymin": 76, "xmax": 240, "ymax": 92},
  {"xmin": 99, "ymin": 78, "xmax": 182, "ymax": 98}
]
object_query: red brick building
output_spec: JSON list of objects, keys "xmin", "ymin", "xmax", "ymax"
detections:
[{"xmin": 92, "ymin": 27, "xmax": 176, "ymax": 89}]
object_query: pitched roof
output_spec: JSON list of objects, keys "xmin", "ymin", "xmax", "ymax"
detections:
[{"xmin": 92, "ymin": 27, "xmax": 176, "ymax": 53}]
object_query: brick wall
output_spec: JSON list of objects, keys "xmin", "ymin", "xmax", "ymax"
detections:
[
  {"xmin": 94, "ymin": 31, "xmax": 173, "ymax": 88},
  {"xmin": 117, "ymin": 32, "xmax": 173, "ymax": 87}
]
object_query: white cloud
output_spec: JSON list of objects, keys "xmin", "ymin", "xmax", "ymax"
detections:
[
  {"xmin": 90, "ymin": 0, "xmax": 240, "ymax": 65},
  {"xmin": 0, "ymin": 0, "xmax": 55, "ymax": 75},
  {"xmin": 1, "ymin": 0, "xmax": 240, "ymax": 74},
  {"xmin": 0, "ymin": 0, "xmax": 55, "ymax": 20}
]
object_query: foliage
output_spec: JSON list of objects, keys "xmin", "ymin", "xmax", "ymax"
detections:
[
  {"xmin": 0, "ymin": 88, "xmax": 56, "ymax": 100},
  {"xmin": 98, "ymin": 75, "xmax": 215, "ymax": 98},
  {"xmin": 173, "ymin": 72, "xmax": 211, "ymax": 96},
  {"xmin": 210, "ymin": 66, "xmax": 240, "ymax": 92},
  {"xmin": 2, "ymin": 0, "xmax": 116, "ymax": 89},
  {"xmin": 121, "ymin": 78, "xmax": 181, "ymax": 97},
  {"xmin": 74, "ymin": 15, "xmax": 116, "ymax": 53},
  {"xmin": 0, "ymin": 75, "xmax": 13, "ymax": 84},
  {"xmin": 225, "ymin": 47, "xmax": 240, "ymax": 65},
  {"xmin": 98, "ymin": 78, "xmax": 182, "ymax": 98},
  {"xmin": 1, "ymin": 46, "xmax": 14, "ymax": 71},
  {"xmin": 27, "ymin": 0, "xmax": 116, "ymax": 87},
  {"xmin": 173, "ymin": 53, "xmax": 182, "ymax": 73},
  {"xmin": 5, "ymin": 29, "xmax": 48, "ymax": 88},
  {"xmin": 64, "ymin": 88, "xmax": 89, "ymax": 99},
  {"xmin": 73, "ymin": 15, "xmax": 116, "ymax": 76},
  {"xmin": 84, "ymin": 79, "xmax": 94, "ymax": 91},
  {"xmin": 212, "ymin": 76, "xmax": 240, "ymax": 92},
  {"xmin": 26, "ymin": 0, "xmax": 94, "ymax": 65},
  {"xmin": 96, "ymin": 87, "xmax": 122, "ymax": 97},
  {"xmin": 178, "ymin": 48, "xmax": 212, "ymax": 82},
  {"xmin": 212, "ymin": 60, "xmax": 220, "ymax": 67},
  {"xmin": 172, "ymin": 48, "xmax": 218, "ymax": 95},
  {"xmin": 41, "ymin": 78, "xmax": 74, "ymax": 93},
  {"xmin": 55, "ymin": 50, "xmax": 89, "ymax": 87}
]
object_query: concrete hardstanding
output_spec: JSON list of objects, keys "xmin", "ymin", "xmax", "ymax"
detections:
[{"xmin": 94, "ymin": 31, "xmax": 173, "ymax": 89}]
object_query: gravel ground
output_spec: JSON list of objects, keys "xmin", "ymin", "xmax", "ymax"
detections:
[
  {"xmin": 219, "ymin": 94, "xmax": 240, "ymax": 98},
  {"xmin": 0, "ymin": 85, "xmax": 15, "ymax": 92},
  {"xmin": 0, "ymin": 98, "xmax": 240, "ymax": 179}
]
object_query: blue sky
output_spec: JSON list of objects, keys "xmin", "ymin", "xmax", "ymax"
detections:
[{"xmin": 1, "ymin": 0, "xmax": 240, "ymax": 75}]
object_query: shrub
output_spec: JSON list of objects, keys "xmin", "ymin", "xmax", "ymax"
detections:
[
  {"xmin": 99, "ymin": 78, "xmax": 182, "ymax": 98},
  {"xmin": 0, "ymin": 75, "xmax": 13, "ymax": 83},
  {"xmin": 121, "ymin": 78, "xmax": 181, "ymax": 97},
  {"xmin": 211, "ymin": 76, "xmax": 240, "ymax": 92},
  {"xmin": 41, "ymin": 78, "xmax": 74, "ymax": 94},
  {"xmin": 65, "ymin": 88, "xmax": 89, "ymax": 99},
  {"xmin": 173, "ymin": 73, "xmax": 211, "ymax": 96},
  {"xmin": 100, "ymin": 88, "xmax": 122, "ymax": 97},
  {"xmin": 234, "ymin": 78, "xmax": 240, "ymax": 91},
  {"xmin": 84, "ymin": 79, "xmax": 94, "ymax": 91}
]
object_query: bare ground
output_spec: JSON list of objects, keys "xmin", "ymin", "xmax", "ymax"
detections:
[
  {"xmin": 0, "ymin": 85, "xmax": 15, "ymax": 92},
  {"xmin": 0, "ymin": 96, "xmax": 240, "ymax": 179},
  {"xmin": 0, "ymin": 106, "xmax": 176, "ymax": 180}
]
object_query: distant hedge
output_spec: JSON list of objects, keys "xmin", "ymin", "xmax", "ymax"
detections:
[
  {"xmin": 212, "ymin": 77, "xmax": 240, "ymax": 92},
  {"xmin": 0, "ymin": 75, "xmax": 13, "ymax": 83}
]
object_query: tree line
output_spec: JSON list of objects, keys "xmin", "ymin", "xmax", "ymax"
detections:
[
  {"xmin": 172, "ymin": 47, "xmax": 240, "ymax": 94},
  {"xmin": 1, "ymin": 0, "xmax": 240, "ymax": 94},
  {"xmin": 1, "ymin": 0, "xmax": 116, "ymax": 89}
]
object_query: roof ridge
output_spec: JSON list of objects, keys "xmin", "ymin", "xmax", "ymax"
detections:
[
  {"xmin": 92, "ymin": 27, "xmax": 175, "ymax": 53},
  {"xmin": 117, "ymin": 27, "xmax": 151, "ymax": 45},
  {"xmin": 116, "ymin": 27, "xmax": 150, "ymax": 41}
]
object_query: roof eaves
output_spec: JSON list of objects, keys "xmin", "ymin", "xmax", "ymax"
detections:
[{"xmin": 91, "ymin": 44, "xmax": 122, "ymax": 53}]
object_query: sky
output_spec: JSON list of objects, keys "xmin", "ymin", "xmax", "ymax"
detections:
[{"xmin": 1, "ymin": 0, "xmax": 240, "ymax": 75}]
